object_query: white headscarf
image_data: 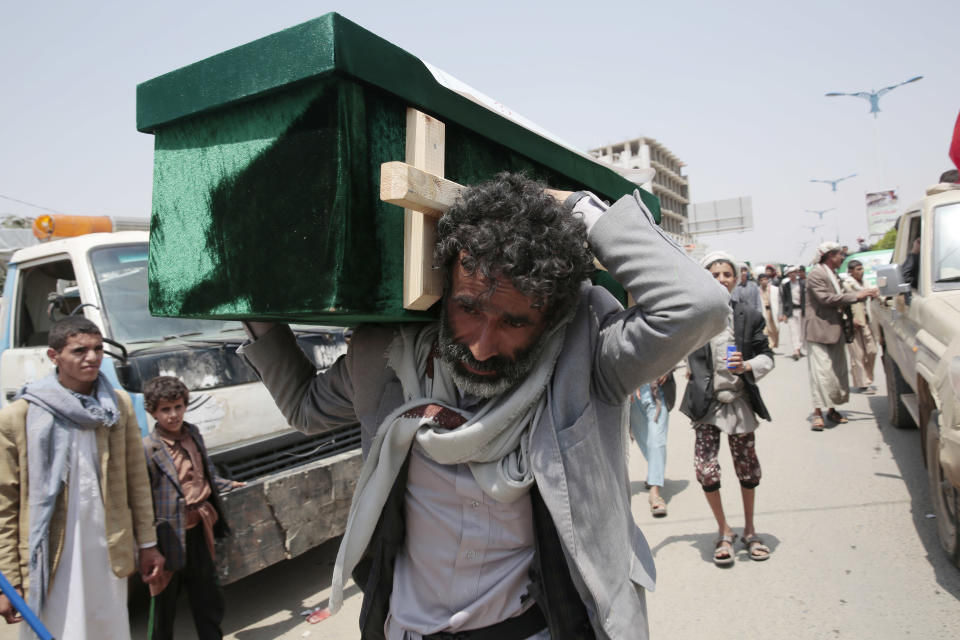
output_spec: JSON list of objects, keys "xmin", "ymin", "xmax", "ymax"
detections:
[
  {"xmin": 700, "ymin": 251, "xmax": 737, "ymax": 270},
  {"xmin": 815, "ymin": 241, "xmax": 842, "ymax": 264}
]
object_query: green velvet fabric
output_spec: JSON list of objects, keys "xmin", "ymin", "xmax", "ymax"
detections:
[
  {"xmin": 143, "ymin": 14, "xmax": 659, "ymax": 325},
  {"xmin": 149, "ymin": 77, "xmax": 638, "ymax": 324}
]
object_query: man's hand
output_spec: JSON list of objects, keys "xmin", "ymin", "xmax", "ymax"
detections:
[
  {"xmin": 778, "ymin": 315, "xmax": 787, "ymax": 323},
  {"xmin": 543, "ymin": 188, "xmax": 574, "ymax": 203},
  {"xmin": 0, "ymin": 587, "xmax": 23, "ymax": 624},
  {"xmin": 139, "ymin": 547, "xmax": 165, "ymax": 585},
  {"xmin": 727, "ymin": 351, "xmax": 751, "ymax": 375},
  {"xmin": 910, "ymin": 237, "xmax": 921, "ymax": 255},
  {"xmin": 857, "ymin": 288, "xmax": 879, "ymax": 300}
]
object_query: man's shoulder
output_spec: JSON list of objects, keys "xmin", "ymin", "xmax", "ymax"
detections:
[
  {"xmin": 351, "ymin": 323, "xmax": 428, "ymax": 359},
  {"xmin": 806, "ymin": 266, "xmax": 828, "ymax": 283},
  {"xmin": 183, "ymin": 421, "xmax": 210, "ymax": 450},
  {"xmin": 0, "ymin": 399, "xmax": 28, "ymax": 433},
  {"xmin": 353, "ymin": 323, "xmax": 406, "ymax": 344},
  {"xmin": 111, "ymin": 386, "xmax": 138, "ymax": 421}
]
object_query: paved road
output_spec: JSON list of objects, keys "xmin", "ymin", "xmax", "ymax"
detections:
[{"xmin": 4, "ymin": 349, "xmax": 959, "ymax": 639}]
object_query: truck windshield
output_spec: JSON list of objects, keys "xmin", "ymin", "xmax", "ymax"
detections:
[
  {"xmin": 89, "ymin": 244, "xmax": 240, "ymax": 345},
  {"xmin": 934, "ymin": 202, "xmax": 960, "ymax": 290}
]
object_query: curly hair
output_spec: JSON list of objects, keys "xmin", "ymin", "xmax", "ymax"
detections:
[
  {"xmin": 143, "ymin": 375, "xmax": 190, "ymax": 413},
  {"xmin": 435, "ymin": 172, "xmax": 594, "ymax": 322}
]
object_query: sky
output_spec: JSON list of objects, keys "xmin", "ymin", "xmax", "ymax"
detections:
[{"xmin": 1, "ymin": 0, "xmax": 957, "ymax": 267}]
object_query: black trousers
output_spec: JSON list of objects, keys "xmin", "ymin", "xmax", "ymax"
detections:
[{"xmin": 149, "ymin": 526, "xmax": 225, "ymax": 640}]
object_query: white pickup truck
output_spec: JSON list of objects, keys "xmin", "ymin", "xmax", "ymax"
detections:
[
  {"xmin": 0, "ymin": 216, "xmax": 360, "ymax": 583},
  {"xmin": 873, "ymin": 182, "xmax": 960, "ymax": 568}
]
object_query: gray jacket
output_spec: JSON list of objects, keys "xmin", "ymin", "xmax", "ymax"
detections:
[{"xmin": 240, "ymin": 191, "xmax": 729, "ymax": 639}]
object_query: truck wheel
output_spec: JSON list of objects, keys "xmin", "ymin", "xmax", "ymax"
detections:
[
  {"xmin": 883, "ymin": 352, "xmax": 914, "ymax": 429},
  {"xmin": 925, "ymin": 414, "xmax": 960, "ymax": 568}
]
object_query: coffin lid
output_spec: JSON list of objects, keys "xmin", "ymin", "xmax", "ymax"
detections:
[{"xmin": 136, "ymin": 12, "xmax": 658, "ymax": 218}]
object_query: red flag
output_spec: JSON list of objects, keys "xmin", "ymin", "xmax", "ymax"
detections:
[{"xmin": 950, "ymin": 109, "xmax": 960, "ymax": 173}]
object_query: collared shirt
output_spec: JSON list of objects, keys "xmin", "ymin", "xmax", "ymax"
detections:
[
  {"xmin": 387, "ymin": 379, "xmax": 538, "ymax": 639},
  {"xmin": 157, "ymin": 426, "xmax": 211, "ymax": 529},
  {"xmin": 388, "ymin": 447, "xmax": 536, "ymax": 639}
]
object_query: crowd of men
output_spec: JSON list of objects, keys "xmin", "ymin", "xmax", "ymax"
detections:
[
  {"xmin": 0, "ymin": 173, "xmax": 884, "ymax": 640},
  {"xmin": 730, "ymin": 246, "xmax": 879, "ymax": 431}
]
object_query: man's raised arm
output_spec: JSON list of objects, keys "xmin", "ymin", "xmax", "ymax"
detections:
[
  {"xmin": 583, "ymin": 190, "xmax": 730, "ymax": 399},
  {"xmin": 239, "ymin": 323, "xmax": 359, "ymax": 435}
]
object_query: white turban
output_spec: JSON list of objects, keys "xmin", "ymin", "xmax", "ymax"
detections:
[
  {"xmin": 700, "ymin": 251, "xmax": 737, "ymax": 270},
  {"xmin": 815, "ymin": 241, "xmax": 842, "ymax": 263}
]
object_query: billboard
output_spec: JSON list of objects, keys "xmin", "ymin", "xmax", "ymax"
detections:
[
  {"xmin": 865, "ymin": 189, "xmax": 899, "ymax": 240},
  {"xmin": 688, "ymin": 196, "xmax": 754, "ymax": 236}
]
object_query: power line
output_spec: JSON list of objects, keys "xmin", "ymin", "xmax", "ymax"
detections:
[{"xmin": 0, "ymin": 194, "xmax": 66, "ymax": 215}]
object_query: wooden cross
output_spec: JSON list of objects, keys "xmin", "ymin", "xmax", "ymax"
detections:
[
  {"xmin": 380, "ymin": 108, "xmax": 612, "ymax": 311},
  {"xmin": 380, "ymin": 108, "xmax": 464, "ymax": 310}
]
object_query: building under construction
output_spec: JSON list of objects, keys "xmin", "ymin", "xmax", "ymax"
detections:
[{"xmin": 589, "ymin": 137, "xmax": 690, "ymax": 246}]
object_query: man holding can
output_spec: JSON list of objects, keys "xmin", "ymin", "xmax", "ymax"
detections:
[{"xmin": 680, "ymin": 252, "xmax": 776, "ymax": 566}]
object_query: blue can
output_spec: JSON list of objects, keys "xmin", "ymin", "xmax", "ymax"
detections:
[{"xmin": 726, "ymin": 345, "xmax": 737, "ymax": 369}]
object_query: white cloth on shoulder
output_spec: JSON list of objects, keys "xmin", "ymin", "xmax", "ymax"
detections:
[{"xmin": 328, "ymin": 318, "xmax": 568, "ymax": 613}]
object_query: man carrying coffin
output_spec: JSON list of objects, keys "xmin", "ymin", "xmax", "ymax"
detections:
[{"xmin": 240, "ymin": 173, "xmax": 729, "ymax": 639}]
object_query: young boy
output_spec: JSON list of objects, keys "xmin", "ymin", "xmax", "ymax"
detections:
[{"xmin": 142, "ymin": 376, "xmax": 243, "ymax": 640}]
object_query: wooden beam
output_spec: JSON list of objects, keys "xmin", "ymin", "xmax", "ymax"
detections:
[
  {"xmin": 380, "ymin": 162, "xmax": 463, "ymax": 217},
  {"xmin": 401, "ymin": 109, "xmax": 446, "ymax": 310}
]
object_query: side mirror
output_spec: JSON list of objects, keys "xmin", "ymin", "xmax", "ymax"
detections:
[{"xmin": 876, "ymin": 264, "xmax": 903, "ymax": 297}]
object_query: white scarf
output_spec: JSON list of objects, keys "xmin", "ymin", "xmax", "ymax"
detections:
[
  {"xmin": 18, "ymin": 373, "xmax": 119, "ymax": 618},
  {"xmin": 328, "ymin": 319, "xmax": 568, "ymax": 612}
]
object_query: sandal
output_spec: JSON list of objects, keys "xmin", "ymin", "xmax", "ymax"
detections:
[
  {"xmin": 826, "ymin": 409, "xmax": 848, "ymax": 424},
  {"xmin": 713, "ymin": 534, "xmax": 735, "ymax": 566},
  {"xmin": 649, "ymin": 496, "xmax": 667, "ymax": 518},
  {"xmin": 741, "ymin": 534, "xmax": 771, "ymax": 561},
  {"xmin": 811, "ymin": 415, "xmax": 825, "ymax": 431}
]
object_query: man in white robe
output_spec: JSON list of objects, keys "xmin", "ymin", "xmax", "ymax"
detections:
[
  {"xmin": 779, "ymin": 266, "xmax": 806, "ymax": 360},
  {"xmin": 0, "ymin": 317, "xmax": 163, "ymax": 639},
  {"xmin": 803, "ymin": 244, "xmax": 878, "ymax": 430}
]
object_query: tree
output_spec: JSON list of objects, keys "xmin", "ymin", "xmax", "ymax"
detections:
[{"xmin": 872, "ymin": 227, "xmax": 897, "ymax": 250}]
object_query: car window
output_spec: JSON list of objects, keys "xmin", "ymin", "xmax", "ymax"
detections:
[{"xmin": 933, "ymin": 202, "xmax": 960, "ymax": 290}]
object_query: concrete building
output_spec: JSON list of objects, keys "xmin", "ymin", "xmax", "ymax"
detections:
[{"xmin": 589, "ymin": 137, "xmax": 691, "ymax": 245}]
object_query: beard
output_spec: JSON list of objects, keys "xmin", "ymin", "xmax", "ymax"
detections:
[{"xmin": 436, "ymin": 304, "xmax": 551, "ymax": 399}]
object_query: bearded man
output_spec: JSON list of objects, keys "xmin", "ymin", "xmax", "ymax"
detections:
[
  {"xmin": 804, "ymin": 242, "xmax": 878, "ymax": 430},
  {"xmin": 240, "ymin": 173, "xmax": 728, "ymax": 639}
]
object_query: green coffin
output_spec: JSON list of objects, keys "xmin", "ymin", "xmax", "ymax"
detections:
[{"xmin": 137, "ymin": 12, "xmax": 657, "ymax": 324}]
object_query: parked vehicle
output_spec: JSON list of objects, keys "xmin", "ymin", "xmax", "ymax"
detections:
[
  {"xmin": 839, "ymin": 249, "xmax": 894, "ymax": 288},
  {"xmin": 873, "ymin": 182, "xmax": 960, "ymax": 568},
  {"xmin": 0, "ymin": 216, "xmax": 359, "ymax": 583}
]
